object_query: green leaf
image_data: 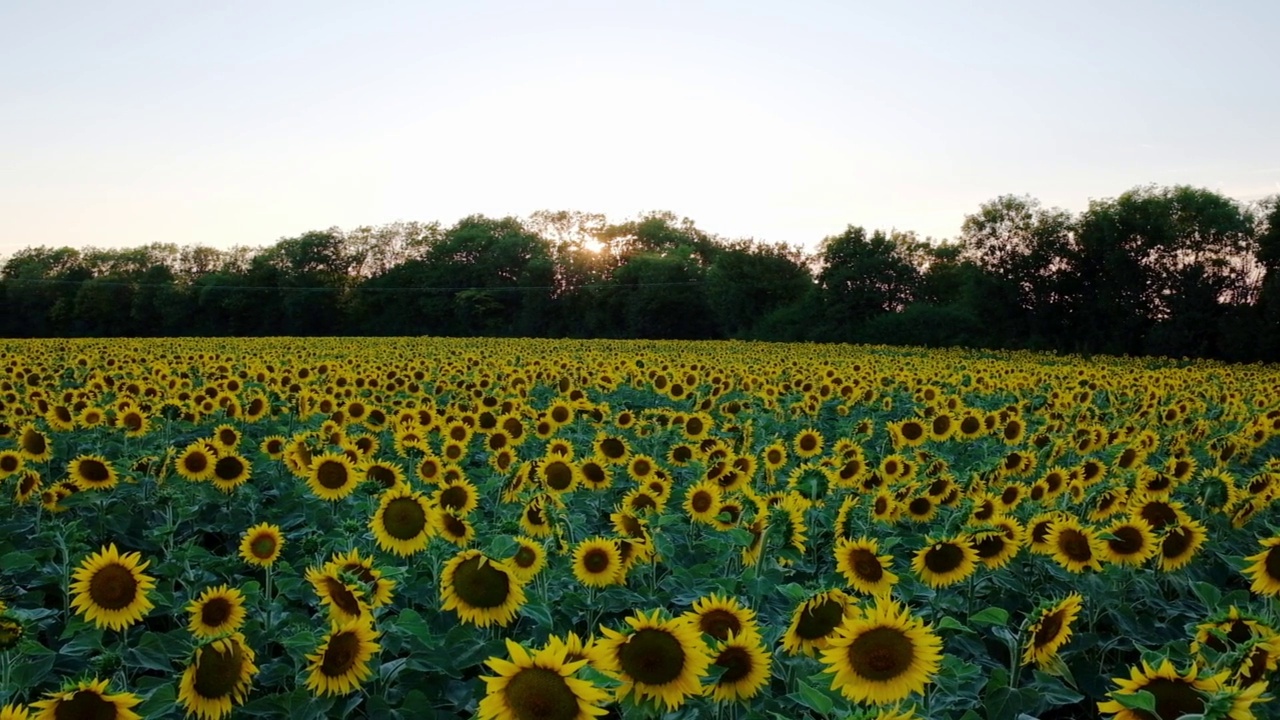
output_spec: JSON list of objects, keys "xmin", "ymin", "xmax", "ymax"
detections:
[
  {"xmin": 795, "ymin": 680, "xmax": 835, "ymax": 716},
  {"xmin": 970, "ymin": 607, "xmax": 1010, "ymax": 627},
  {"xmin": 395, "ymin": 608, "xmax": 436, "ymax": 649},
  {"xmin": 0, "ymin": 551, "xmax": 36, "ymax": 572},
  {"xmin": 936, "ymin": 616, "xmax": 974, "ymax": 633},
  {"xmin": 522, "ymin": 600, "xmax": 553, "ymax": 629},
  {"xmin": 1113, "ymin": 690, "xmax": 1157, "ymax": 714},
  {"xmin": 1192, "ymin": 581, "xmax": 1222, "ymax": 609}
]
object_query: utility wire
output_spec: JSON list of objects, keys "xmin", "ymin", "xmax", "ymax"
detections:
[{"xmin": 0, "ymin": 277, "xmax": 707, "ymax": 292}]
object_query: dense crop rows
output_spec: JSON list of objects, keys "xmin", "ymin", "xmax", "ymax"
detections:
[{"xmin": 0, "ymin": 338, "xmax": 1278, "ymax": 719}]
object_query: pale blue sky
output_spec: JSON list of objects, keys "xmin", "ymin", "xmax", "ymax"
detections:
[{"xmin": 2, "ymin": 1, "xmax": 1278, "ymax": 256}]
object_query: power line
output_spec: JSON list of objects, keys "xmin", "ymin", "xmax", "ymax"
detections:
[{"xmin": 0, "ymin": 277, "xmax": 707, "ymax": 292}]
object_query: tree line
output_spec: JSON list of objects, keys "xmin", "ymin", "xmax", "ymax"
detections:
[{"xmin": 4, "ymin": 184, "xmax": 1279, "ymax": 362}]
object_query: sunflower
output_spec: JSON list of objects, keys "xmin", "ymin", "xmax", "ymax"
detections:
[
  {"xmin": 177, "ymin": 633, "xmax": 258, "ymax": 720},
  {"xmin": 683, "ymin": 479, "xmax": 722, "ymax": 525},
  {"xmin": 911, "ymin": 537, "xmax": 979, "ymax": 589},
  {"xmin": 594, "ymin": 610, "xmax": 711, "ymax": 711},
  {"xmin": 1022, "ymin": 593, "xmax": 1083, "ymax": 668},
  {"xmin": 704, "ymin": 633, "xmax": 770, "ymax": 703},
  {"xmin": 362, "ymin": 460, "xmax": 405, "ymax": 490},
  {"xmin": 307, "ymin": 566, "xmax": 369, "ymax": 624},
  {"xmin": 440, "ymin": 549, "xmax": 526, "ymax": 628},
  {"xmin": 1096, "ymin": 659, "xmax": 1263, "ymax": 720},
  {"xmin": 782, "ymin": 589, "xmax": 858, "ymax": 656},
  {"xmin": 0, "ymin": 616, "xmax": 22, "ymax": 651},
  {"xmin": 0, "ymin": 704, "xmax": 28, "ymax": 720},
  {"xmin": 210, "ymin": 452, "xmax": 252, "ymax": 493},
  {"xmin": 187, "ymin": 585, "xmax": 247, "ymax": 639},
  {"xmin": 478, "ymin": 638, "xmax": 609, "ymax": 720},
  {"xmin": 572, "ymin": 538, "xmax": 622, "ymax": 588},
  {"xmin": 1244, "ymin": 536, "xmax": 1280, "ymax": 597},
  {"xmin": 593, "ymin": 433, "xmax": 630, "ymax": 464},
  {"xmin": 30, "ymin": 678, "xmax": 141, "ymax": 720},
  {"xmin": 578, "ymin": 458, "xmax": 612, "ymax": 491},
  {"xmin": 239, "ymin": 523, "xmax": 284, "ymax": 568},
  {"xmin": 437, "ymin": 510, "xmax": 476, "ymax": 547},
  {"xmin": 541, "ymin": 458, "xmax": 580, "ymax": 496},
  {"xmin": 305, "ymin": 617, "xmax": 381, "ymax": 697},
  {"xmin": 1157, "ymin": 519, "xmax": 1206, "ymax": 572},
  {"xmin": 175, "ymin": 443, "xmax": 216, "ymax": 482},
  {"xmin": 1046, "ymin": 518, "xmax": 1104, "ymax": 573},
  {"xmin": 1237, "ymin": 636, "xmax": 1280, "ymax": 687},
  {"xmin": 17, "ymin": 425, "xmax": 52, "ymax": 462},
  {"xmin": 67, "ymin": 455, "xmax": 117, "ymax": 492},
  {"xmin": 684, "ymin": 593, "xmax": 760, "ymax": 643},
  {"xmin": 968, "ymin": 529, "xmax": 1021, "ymax": 570},
  {"xmin": 1191, "ymin": 606, "xmax": 1269, "ymax": 658},
  {"xmin": 1027, "ymin": 512, "xmax": 1067, "ymax": 555},
  {"xmin": 793, "ymin": 428, "xmax": 824, "ymax": 459},
  {"xmin": 521, "ymin": 497, "xmax": 553, "ymax": 537},
  {"xmin": 307, "ymin": 452, "xmax": 363, "ymax": 501},
  {"xmin": 835, "ymin": 537, "xmax": 898, "ymax": 597},
  {"xmin": 762, "ymin": 442, "xmax": 788, "ymax": 473},
  {"xmin": 69, "ymin": 543, "xmax": 156, "ymax": 631},
  {"xmin": 508, "ymin": 537, "xmax": 547, "ymax": 583},
  {"xmin": 820, "ymin": 599, "xmax": 942, "ymax": 706},
  {"xmin": 871, "ymin": 491, "xmax": 899, "ymax": 523},
  {"xmin": 210, "ymin": 423, "xmax": 241, "ymax": 451},
  {"xmin": 887, "ymin": 419, "xmax": 927, "ymax": 450},
  {"xmin": 0, "ymin": 450, "xmax": 24, "ymax": 478}
]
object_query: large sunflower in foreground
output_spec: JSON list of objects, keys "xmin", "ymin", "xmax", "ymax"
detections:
[
  {"xmin": 910, "ymin": 537, "xmax": 978, "ymax": 589},
  {"xmin": 594, "ymin": 610, "xmax": 711, "ymax": 711},
  {"xmin": 305, "ymin": 617, "xmax": 381, "ymax": 697},
  {"xmin": 30, "ymin": 677, "xmax": 141, "ymax": 720},
  {"xmin": 684, "ymin": 593, "xmax": 760, "ymax": 643},
  {"xmin": 177, "ymin": 633, "xmax": 258, "ymax": 720},
  {"xmin": 440, "ymin": 550, "xmax": 527, "ymax": 628},
  {"xmin": 782, "ymin": 589, "xmax": 858, "ymax": 657},
  {"xmin": 1096, "ymin": 659, "xmax": 1264, "ymax": 720},
  {"xmin": 507, "ymin": 537, "xmax": 547, "ymax": 583},
  {"xmin": 1243, "ymin": 536, "xmax": 1280, "ymax": 597},
  {"xmin": 239, "ymin": 523, "xmax": 284, "ymax": 568},
  {"xmin": 819, "ymin": 599, "xmax": 942, "ymax": 706},
  {"xmin": 370, "ymin": 485, "xmax": 434, "ymax": 557},
  {"xmin": 477, "ymin": 638, "xmax": 608, "ymax": 720},
  {"xmin": 69, "ymin": 543, "xmax": 156, "ymax": 631},
  {"xmin": 68, "ymin": 454, "xmax": 118, "ymax": 492},
  {"xmin": 306, "ymin": 566, "xmax": 369, "ymax": 624},
  {"xmin": 704, "ymin": 632, "xmax": 770, "ymax": 703},
  {"xmin": 306, "ymin": 452, "xmax": 363, "ymax": 501},
  {"xmin": 1046, "ymin": 518, "xmax": 1104, "ymax": 573},
  {"xmin": 0, "ymin": 703, "xmax": 28, "ymax": 720},
  {"xmin": 187, "ymin": 585, "xmax": 247, "ymax": 639},
  {"xmin": 1022, "ymin": 593, "xmax": 1083, "ymax": 668},
  {"xmin": 1099, "ymin": 518, "xmax": 1158, "ymax": 566},
  {"xmin": 835, "ymin": 537, "xmax": 898, "ymax": 596}
]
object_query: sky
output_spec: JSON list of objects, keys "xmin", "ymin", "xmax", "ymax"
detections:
[{"xmin": 2, "ymin": 0, "xmax": 1278, "ymax": 257}]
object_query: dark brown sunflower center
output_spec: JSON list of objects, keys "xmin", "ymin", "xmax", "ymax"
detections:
[
  {"xmin": 88, "ymin": 564, "xmax": 138, "ymax": 611},
  {"xmin": 1140, "ymin": 502, "xmax": 1177, "ymax": 529},
  {"xmin": 799, "ymin": 435, "xmax": 818, "ymax": 452},
  {"xmin": 366, "ymin": 465, "xmax": 397, "ymax": 488},
  {"xmin": 22, "ymin": 431, "xmax": 46, "ymax": 455},
  {"xmin": 322, "ymin": 577, "xmax": 363, "ymax": 617},
  {"xmin": 923, "ymin": 543, "xmax": 965, "ymax": 574},
  {"xmin": 79, "ymin": 459, "xmax": 110, "ymax": 483},
  {"xmin": 1139, "ymin": 678, "xmax": 1204, "ymax": 720},
  {"xmin": 514, "ymin": 546, "xmax": 538, "ymax": 569},
  {"xmin": 1057, "ymin": 529, "xmax": 1094, "ymax": 563},
  {"xmin": 382, "ymin": 497, "xmax": 428, "ymax": 540},
  {"xmin": 53, "ymin": 688, "xmax": 120, "ymax": 720},
  {"xmin": 908, "ymin": 497, "xmax": 932, "ymax": 516},
  {"xmin": 795, "ymin": 599, "xmax": 845, "ymax": 640},
  {"xmin": 630, "ymin": 494, "xmax": 657, "ymax": 511},
  {"xmin": 600, "ymin": 438, "xmax": 626, "ymax": 460},
  {"xmin": 847, "ymin": 626, "xmax": 915, "ymax": 681},
  {"xmin": 439, "ymin": 485, "xmax": 470, "ymax": 512},
  {"xmin": 502, "ymin": 666, "xmax": 580, "ymax": 720},
  {"xmin": 690, "ymin": 490, "xmax": 714, "ymax": 513},
  {"xmin": 452, "ymin": 556, "xmax": 511, "ymax": 609},
  {"xmin": 214, "ymin": 456, "xmax": 245, "ymax": 481},
  {"xmin": 766, "ymin": 449, "xmax": 782, "ymax": 465},
  {"xmin": 200, "ymin": 597, "xmax": 233, "ymax": 628},
  {"xmin": 582, "ymin": 549, "xmax": 612, "ymax": 575},
  {"xmin": 544, "ymin": 462, "xmax": 573, "ymax": 491},
  {"xmin": 1033, "ymin": 609, "xmax": 1066, "ymax": 649},
  {"xmin": 183, "ymin": 452, "xmax": 209, "ymax": 474},
  {"xmin": 316, "ymin": 460, "xmax": 350, "ymax": 489},
  {"xmin": 874, "ymin": 497, "xmax": 889, "ymax": 515},
  {"xmin": 218, "ymin": 429, "xmax": 237, "ymax": 446},
  {"xmin": 618, "ymin": 628, "xmax": 686, "ymax": 686},
  {"xmin": 632, "ymin": 459, "xmax": 652, "ymax": 477},
  {"xmin": 685, "ymin": 418, "xmax": 704, "ymax": 436},
  {"xmin": 265, "ymin": 439, "xmax": 284, "ymax": 455},
  {"xmin": 1264, "ymin": 548, "xmax": 1280, "ymax": 583},
  {"xmin": 698, "ymin": 609, "xmax": 742, "ymax": 641},
  {"xmin": 714, "ymin": 645, "xmax": 754, "ymax": 684},
  {"xmin": 903, "ymin": 423, "xmax": 924, "ymax": 441},
  {"xmin": 849, "ymin": 549, "xmax": 885, "ymax": 581},
  {"xmin": 320, "ymin": 631, "xmax": 360, "ymax": 677},
  {"xmin": 193, "ymin": 642, "xmax": 246, "ymax": 699},
  {"xmin": 581, "ymin": 463, "xmax": 606, "ymax": 485},
  {"xmin": 960, "ymin": 417, "xmax": 981, "ymax": 434},
  {"xmin": 250, "ymin": 535, "xmax": 278, "ymax": 560},
  {"xmin": 717, "ymin": 504, "xmax": 741, "ymax": 525},
  {"xmin": 1161, "ymin": 527, "xmax": 1193, "ymax": 559},
  {"xmin": 525, "ymin": 506, "xmax": 546, "ymax": 526},
  {"xmin": 931, "ymin": 417, "xmax": 950, "ymax": 435},
  {"xmin": 0, "ymin": 455, "xmax": 17, "ymax": 472},
  {"xmin": 973, "ymin": 535, "xmax": 1006, "ymax": 560}
]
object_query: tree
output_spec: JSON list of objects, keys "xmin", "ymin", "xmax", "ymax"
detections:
[
  {"xmin": 706, "ymin": 239, "xmax": 813, "ymax": 337},
  {"xmin": 817, "ymin": 227, "xmax": 923, "ymax": 340}
]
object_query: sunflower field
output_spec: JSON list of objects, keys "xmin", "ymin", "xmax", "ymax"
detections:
[{"xmin": 1, "ymin": 338, "xmax": 1279, "ymax": 720}]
